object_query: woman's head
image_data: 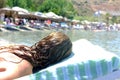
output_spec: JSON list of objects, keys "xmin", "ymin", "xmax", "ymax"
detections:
[{"xmin": 30, "ymin": 32, "xmax": 72, "ymax": 70}]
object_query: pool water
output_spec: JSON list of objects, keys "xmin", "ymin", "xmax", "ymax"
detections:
[{"xmin": 0, "ymin": 30, "xmax": 120, "ymax": 56}]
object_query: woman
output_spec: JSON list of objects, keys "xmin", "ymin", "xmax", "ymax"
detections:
[{"xmin": 0, "ymin": 32, "xmax": 72, "ymax": 80}]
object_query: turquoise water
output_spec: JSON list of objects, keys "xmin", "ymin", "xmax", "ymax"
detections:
[{"xmin": 0, "ymin": 30, "xmax": 120, "ymax": 56}]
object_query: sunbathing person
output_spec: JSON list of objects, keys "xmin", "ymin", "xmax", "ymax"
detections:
[{"xmin": 0, "ymin": 32, "xmax": 72, "ymax": 80}]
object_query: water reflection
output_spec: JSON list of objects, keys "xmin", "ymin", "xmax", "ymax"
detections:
[
  {"xmin": 0, "ymin": 30, "xmax": 53, "ymax": 46},
  {"xmin": 0, "ymin": 30, "xmax": 120, "ymax": 56}
]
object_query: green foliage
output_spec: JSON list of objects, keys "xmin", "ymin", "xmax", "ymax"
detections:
[
  {"xmin": 38, "ymin": 0, "xmax": 77, "ymax": 19},
  {"xmin": 111, "ymin": 16, "xmax": 117, "ymax": 23},
  {"xmin": 6, "ymin": 0, "xmax": 13, "ymax": 7},
  {"xmin": 0, "ymin": 0, "xmax": 6, "ymax": 8},
  {"xmin": 7, "ymin": 0, "xmax": 33, "ymax": 10},
  {"xmin": 74, "ymin": 15, "xmax": 98, "ymax": 22}
]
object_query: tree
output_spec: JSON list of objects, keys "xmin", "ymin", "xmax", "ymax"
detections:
[
  {"xmin": 6, "ymin": 0, "xmax": 13, "ymax": 7},
  {"xmin": 38, "ymin": 0, "xmax": 77, "ymax": 19},
  {"xmin": 111, "ymin": 16, "xmax": 117, "ymax": 24},
  {"xmin": 105, "ymin": 13, "xmax": 111, "ymax": 27},
  {"xmin": 0, "ymin": 0, "xmax": 6, "ymax": 8},
  {"xmin": 6, "ymin": 0, "xmax": 43, "ymax": 11}
]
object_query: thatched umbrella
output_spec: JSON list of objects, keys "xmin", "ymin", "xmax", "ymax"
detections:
[
  {"xmin": 12, "ymin": 7, "xmax": 42, "ymax": 20},
  {"xmin": 0, "ymin": 8, "xmax": 18, "ymax": 18},
  {"xmin": 17, "ymin": 13, "xmax": 40, "ymax": 20}
]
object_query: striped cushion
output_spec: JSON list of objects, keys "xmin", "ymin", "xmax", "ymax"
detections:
[{"xmin": 17, "ymin": 39, "xmax": 120, "ymax": 80}]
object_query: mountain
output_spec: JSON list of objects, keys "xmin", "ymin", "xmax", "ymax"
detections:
[{"xmin": 70, "ymin": 0, "xmax": 120, "ymax": 16}]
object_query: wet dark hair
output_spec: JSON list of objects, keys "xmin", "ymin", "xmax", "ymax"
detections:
[
  {"xmin": 0, "ymin": 45, "xmax": 33, "ymax": 63},
  {"xmin": 30, "ymin": 32, "xmax": 72, "ymax": 70},
  {"xmin": 0, "ymin": 32, "xmax": 72, "ymax": 72}
]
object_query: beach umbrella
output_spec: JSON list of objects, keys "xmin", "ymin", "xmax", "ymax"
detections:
[
  {"xmin": 44, "ymin": 12, "xmax": 63, "ymax": 20},
  {"xmin": 12, "ymin": 7, "xmax": 29, "ymax": 14},
  {"xmin": 0, "ymin": 7, "xmax": 17, "ymax": 17}
]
